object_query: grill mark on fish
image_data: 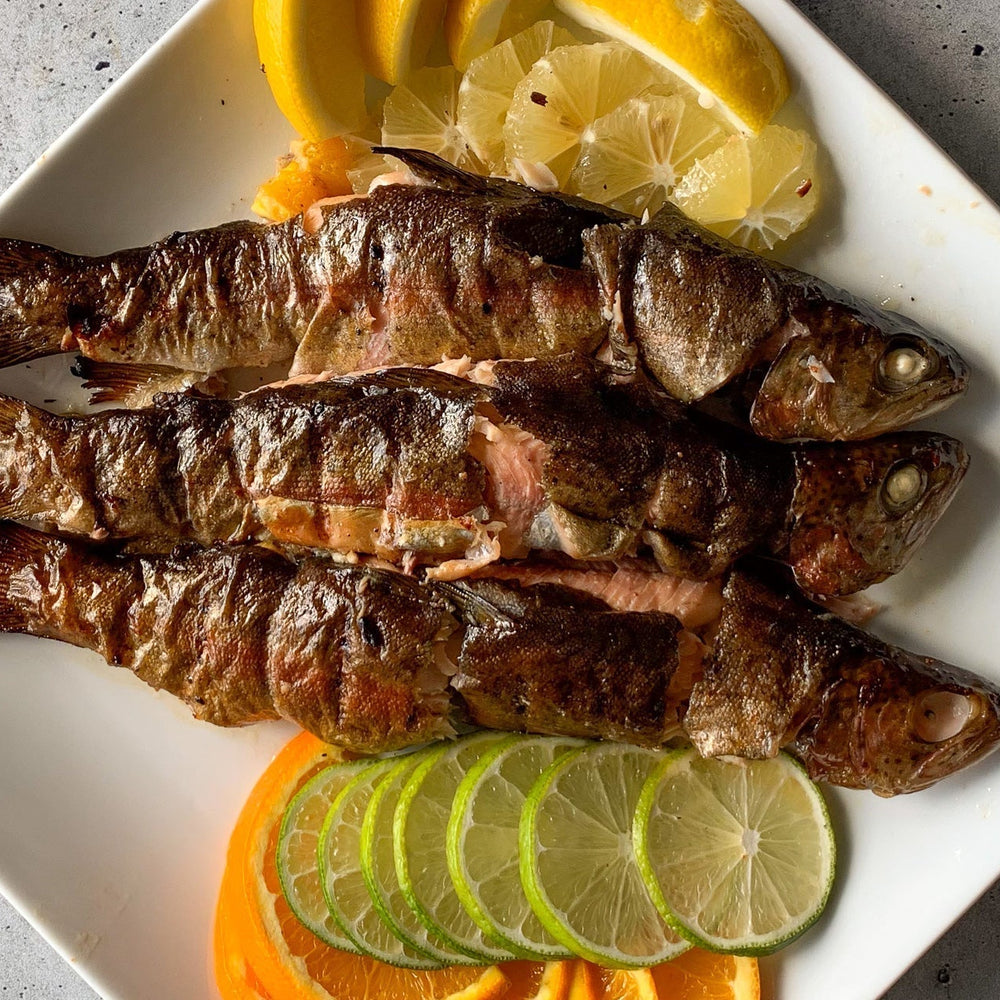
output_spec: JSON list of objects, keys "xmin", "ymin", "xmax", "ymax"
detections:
[
  {"xmin": 0, "ymin": 150, "xmax": 967, "ymax": 442},
  {"xmin": 0, "ymin": 355, "xmax": 969, "ymax": 596},
  {"xmin": 0, "ymin": 523, "xmax": 995, "ymax": 794},
  {"xmin": 0, "ymin": 526, "xmax": 457, "ymax": 751}
]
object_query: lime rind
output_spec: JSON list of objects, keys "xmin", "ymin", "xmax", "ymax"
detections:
[
  {"xmin": 447, "ymin": 735, "xmax": 583, "ymax": 960},
  {"xmin": 276, "ymin": 758, "xmax": 373, "ymax": 953},
  {"xmin": 317, "ymin": 758, "xmax": 445, "ymax": 969},
  {"xmin": 395, "ymin": 733, "xmax": 517, "ymax": 963},
  {"xmin": 360, "ymin": 753, "xmax": 478, "ymax": 966},
  {"xmin": 633, "ymin": 749, "xmax": 836, "ymax": 955},
  {"xmin": 519, "ymin": 744, "xmax": 687, "ymax": 968}
]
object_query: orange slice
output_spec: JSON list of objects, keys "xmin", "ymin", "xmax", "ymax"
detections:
[{"xmin": 214, "ymin": 732, "xmax": 520, "ymax": 999}]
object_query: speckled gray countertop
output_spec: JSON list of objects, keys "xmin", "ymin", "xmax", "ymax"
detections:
[{"xmin": 1, "ymin": 1, "xmax": 998, "ymax": 997}]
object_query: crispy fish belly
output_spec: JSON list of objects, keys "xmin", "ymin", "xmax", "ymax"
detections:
[
  {"xmin": 0, "ymin": 355, "xmax": 968, "ymax": 596},
  {"xmin": 0, "ymin": 148, "xmax": 966, "ymax": 441},
  {"xmin": 0, "ymin": 525, "xmax": 996, "ymax": 793},
  {"xmin": 685, "ymin": 569, "xmax": 1000, "ymax": 796}
]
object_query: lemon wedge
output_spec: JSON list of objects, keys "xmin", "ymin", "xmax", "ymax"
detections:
[
  {"xmin": 359, "ymin": 0, "xmax": 449, "ymax": 86},
  {"xmin": 458, "ymin": 20, "xmax": 578, "ymax": 173},
  {"xmin": 503, "ymin": 41, "xmax": 670, "ymax": 187},
  {"xmin": 253, "ymin": 0, "xmax": 367, "ymax": 140},
  {"xmin": 382, "ymin": 65, "xmax": 482, "ymax": 170},
  {"xmin": 553, "ymin": 0, "xmax": 790, "ymax": 133},
  {"xmin": 672, "ymin": 124, "xmax": 819, "ymax": 251},
  {"xmin": 569, "ymin": 89, "xmax": 731, "ymax": 217},
  {"xmin": 445, "ymin": 0, "xmax": 551, "ymax": 70}
]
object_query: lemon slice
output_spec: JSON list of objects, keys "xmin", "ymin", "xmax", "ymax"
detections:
[
  {"xmin": 382, "ymin": 65, "xmax": 482, "ymax": 170},
  {"xmin": 458, "ymin": 21, "xmax": 578, "ymax": 173},
  {"xmin": 633, "ymin": 750, "xmax": 835, "ymax": 954},
  {"xmin": 504, "ymin": 41, "xmax": 670, "ymax": 186},
  {"xmin": 672, "ymin": 124, "xmax": 819, "ymax": 251},
  {"xmin": 569, "ymin": 90, "xmax": 731, "ymax": 217},
  {"xmin": 553, "ymin": 0, "xmax": 789, "ymax": 134},
  {"xmin": 359, "ymin": 0, "xmax": 449, "ymax": 86},
  {"xmin": 253, "ymin": 0, "xmax": 367, "ymax": 141},
  {"xmin": 445, "ymin": 0, "xmax": 552, "ymax": 70}
]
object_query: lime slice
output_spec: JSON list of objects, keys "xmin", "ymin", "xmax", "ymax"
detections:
[
  {"xmin": 395, "ymin": 732, "xmax": 517, "ymax": 963},
  {"xmin": 520, "ymin": 743, "xmax": 688, "ymax": 968},
  {"xmin": 633, "ymin": 749, "xmax": 835, "ymax": 954},
  {"xmin": 276, "ymin": 758, "xmax": 374, "ymax": 952},
  {"xmin": 447, "ymin": 735, "xmax": 585, "ymax": 959},
  {"xmin": 361, "ymin": 754, "xmax": 478, "ymax": 966},
  {"xmin": 318, "ymin": 756, "xmax": 445, "ymax": 969}
]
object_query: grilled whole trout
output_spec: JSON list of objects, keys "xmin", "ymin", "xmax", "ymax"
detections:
[
  {"xmin": 0, "ymin": 355, "xmax": 968, "ymax": 596},
  {"xmin": 0, "ymin": 524, "xmax": 996, "ymax": 794},
  {"xmin": 0, "ymin": 148, "xmax": 968, "ymax": 441}
]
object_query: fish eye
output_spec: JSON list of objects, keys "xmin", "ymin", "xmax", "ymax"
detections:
[
  {"xmin": 911, "ymin": 691, "xmax": 974, "ymax": 743},
  {"xmin": 880, "ymin": 461, "xmax": 928, "ymax": 514},
  {"xmin": 877, "ymin": 339, "xmax": 939, "ymax": 392}
]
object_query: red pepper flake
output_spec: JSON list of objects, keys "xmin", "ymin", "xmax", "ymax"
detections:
[
  {"xmin": 796, "ymin": 178, "xmax": 813, "ymax": 197},
  {"xmin": 530, "ymin": 91, "xmax": 548, "ymax": 107}
]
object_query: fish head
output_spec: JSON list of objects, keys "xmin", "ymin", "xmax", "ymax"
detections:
[
  {"xmin": 750, "ymin": 301, "xmax": 970, "ymax": 440},
  {"xmin": 786, "ymin": 432, "xmax": 969, "ymax": 596},
  {"xmin": 802, "ymin": 649, "xmax": 1000, "ymax": 796}
]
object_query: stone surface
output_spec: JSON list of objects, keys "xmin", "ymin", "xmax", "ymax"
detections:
[{"xmin": 0, "ymin": 1, "xmax": 998, "ymax": 998}]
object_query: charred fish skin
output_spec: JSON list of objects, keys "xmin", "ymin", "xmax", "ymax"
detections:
[
  {"xmin": 0, "ymin": 370, "xmax": 488, "ymax": 550},
  {"xmin": 0, "ymin": 355, "xmax": 969, "ymax": 597},
  {"xmin": 683, "ymin": 568, "xmax": 1000, "ymax": 796},
  {"xmin": 443, "ymin": 577, "xmax": 697, "ymax": 747},
  {"xmin": 583, "ymin": 202, "xmax": 970, "ymax": 441},
  {"xmin": 0, "ymin": 356, "xmax": 795, "ymax": 583},
  {"xmin": 0, "ymin": 525, "xmax": 458, "ymax": 753},
  {"xmin": 0, "ymin": 523, "xmax": 997, "ymax": 794},
  {"xmin": 490, "ymin": 356, "xmax": 795, "ymax": 580},
  {"xmin": 0, "ymin": 157, "xmax": 612, "ymax": 376},
  {"xmin": 0, "ymin": 221, "xmax": 307, "ymax": 371},
  {"xmin": 0, "ymin": 148, "xmax": 967, "ymax": 442}
]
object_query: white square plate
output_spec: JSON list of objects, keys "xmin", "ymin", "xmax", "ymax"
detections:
[{"xmin": 0, "ymin": 1, "xmax": 998, "ymax": 998}]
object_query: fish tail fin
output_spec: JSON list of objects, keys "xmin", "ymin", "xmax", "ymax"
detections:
[
  {"xmin": 0, "ymin": 394, "xmax": 59, "ymax": 522},
  {"xmin": 71, "ymin": 357, "xmax": 225, "ymax": 405},
  {"xmin": 0, "ymin": 239, "xmax": 77, "ymax": 367},
  {"xmin": 0, "ymin": 522, "xmax": 65, "ymax": 635}
]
